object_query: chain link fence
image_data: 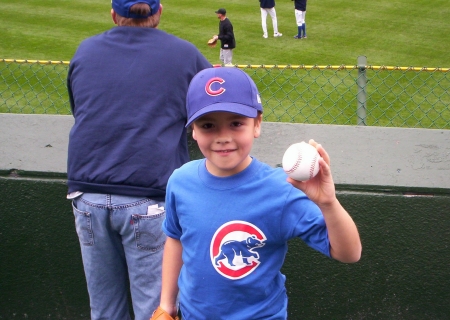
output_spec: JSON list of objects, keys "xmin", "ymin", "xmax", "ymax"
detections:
[{"xmin": 1, "ymin": 58, "xmax": 449, "ymax": 129}]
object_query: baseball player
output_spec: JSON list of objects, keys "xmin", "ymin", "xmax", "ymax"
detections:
[
  {"xmin": 211, "ymin": 8, "xmax": 236, "ymax": 65},
  {"xmin": 260, "ymin": 0, "xmax": 282, "ymax": 38},
  {"xmin": 293, "ymin": 0, "xmax": 307, "ymax": 39}
]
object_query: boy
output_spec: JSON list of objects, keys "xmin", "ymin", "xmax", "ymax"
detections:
[{"xmin": 156, "ymin": 67, "xmax": 361, "ymax": 319}]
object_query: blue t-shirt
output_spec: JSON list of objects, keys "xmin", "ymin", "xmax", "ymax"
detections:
[{"xmin": 163, "ymin": 158, "xmax": 330, "ymax": 319}]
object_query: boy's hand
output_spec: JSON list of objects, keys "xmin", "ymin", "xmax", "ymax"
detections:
[
  {"xmin": 287, "ymin": 139, "xmax": 337, "ymax": 207},
  {"xmin": 150, "ymin": 306, "xmax": 179, "ymax": 320}
]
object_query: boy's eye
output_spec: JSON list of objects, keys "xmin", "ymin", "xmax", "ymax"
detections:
[
  {"xmin": 201, "ymin": 123, "xmax": 214, "ymax": 129},
  {"xmin": 231, "ymin": 121, "xmax": 242, "ymax": 127}
]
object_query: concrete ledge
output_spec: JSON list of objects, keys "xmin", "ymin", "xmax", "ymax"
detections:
[
  {"xmin": 1, "ymin": 114, "xmax": 449, "ymax": 189},
  {"xmin": 1, "ymin": 114, "xmax": 72, "ymax": 173},
  {"xmin": 254, "ymin": 122, "xmax": 450, "ymax": 189}
]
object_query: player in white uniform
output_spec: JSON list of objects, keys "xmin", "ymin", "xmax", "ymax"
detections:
[
  {"xmin": 294, "ymin": 0, "xmax": 307, "ymax": 39},
  {"xmin": 260, "ymin": 0, "xmax": 282, "ymax": 38}
]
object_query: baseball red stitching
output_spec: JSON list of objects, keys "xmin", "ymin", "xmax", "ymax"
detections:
[
  {"xmin": 285, "ymin": 144, "xmax": 302, "ymax": 174},
  {"xmin": 309, "ymin": 154, "xmax": 318, "ymax": 179}
]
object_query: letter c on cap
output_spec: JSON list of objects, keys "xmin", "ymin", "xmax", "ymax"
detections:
[{"xmin": 205, "ymin": 77, "xmax": 226, "ymax": 96}]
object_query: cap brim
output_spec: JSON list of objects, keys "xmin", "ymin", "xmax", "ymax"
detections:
[{"xmin": 186, "ymin": 103, "xmax": 258, "ymax": 127}]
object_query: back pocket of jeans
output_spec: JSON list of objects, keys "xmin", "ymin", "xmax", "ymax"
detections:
[
  {"xmin": 132, "ymin": 211, "xmax": 166, "ymax": 252},
  {"xmin": 72, "ymin": 202, "xmax": 94, "ymax": 246}
]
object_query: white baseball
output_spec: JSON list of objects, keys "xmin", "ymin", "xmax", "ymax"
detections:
[{"xmin": 282, "ymin": 141, "xmax": 321, "ymax": 181}]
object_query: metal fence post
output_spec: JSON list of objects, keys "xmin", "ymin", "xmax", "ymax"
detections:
[{"xmin": 357, "ymin": 56, "xmax": 367, "ymax": 125}]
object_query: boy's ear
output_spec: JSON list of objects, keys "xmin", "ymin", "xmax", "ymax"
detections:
[
  {"xmin": 192, "ymin": 125, "xmax": 198, "ymax": 141},
  {"xmin": 254, "ymin": 113, "xmax": 262, "ymax": 138}
]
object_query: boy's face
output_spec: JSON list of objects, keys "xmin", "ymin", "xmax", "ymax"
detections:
[{"xmin": 192, "ymin": 112, "xmax": 262, "ymax": 177}]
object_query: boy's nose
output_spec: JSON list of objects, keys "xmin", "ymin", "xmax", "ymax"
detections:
[{"xmin": 215, "ymin": 128, "xmax": 231, "ymax": 143}]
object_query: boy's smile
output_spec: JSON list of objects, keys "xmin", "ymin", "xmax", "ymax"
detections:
[{"xmin": 192, "ymin": 111, "xmax": 262, "ymax": 177}]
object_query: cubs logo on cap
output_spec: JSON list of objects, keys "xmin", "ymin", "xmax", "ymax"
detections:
[{"xmin": 186, "ymin": 67, "xmax": 263, "ymax": 127}]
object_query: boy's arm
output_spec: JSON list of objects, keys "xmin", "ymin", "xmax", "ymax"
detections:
[
  {"xmin": 287, "ymin": 140, "xmax": 362, "ymax": 263},
  {"xmin": 317, "ymin": 197, "xmax": 361, "ymax": 263},
  {"xmin": 159, "ymin": 237, "xmax": 183, "ymax": 317}
]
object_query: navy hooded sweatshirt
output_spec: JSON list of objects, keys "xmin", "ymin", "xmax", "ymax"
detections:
[{"xmin": 67, "ymin": 26, "xmax": 211, "ymax": 199}]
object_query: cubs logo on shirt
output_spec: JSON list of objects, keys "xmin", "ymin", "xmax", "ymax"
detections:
[{"xmin": 210, "ymin": 220, "xmax": 266, "ymax": 280}]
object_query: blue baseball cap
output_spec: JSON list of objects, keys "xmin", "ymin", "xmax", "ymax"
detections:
[
  {"xmin": 112, "ymin": 0, "xmax": 160, "ymax": 18},
  {"xmin": 186, "ymin": 67, "xmax": 263, "ymax": 127}
]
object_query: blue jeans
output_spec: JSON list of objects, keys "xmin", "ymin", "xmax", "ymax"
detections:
[{"xmin": 71, "ymin": 193, "xmax": 166, "ymax": 320}]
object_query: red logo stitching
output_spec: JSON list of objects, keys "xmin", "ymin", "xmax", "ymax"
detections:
[{"xmin": 205, "ymin": 77, "xmax": 226, "ymax": 96}]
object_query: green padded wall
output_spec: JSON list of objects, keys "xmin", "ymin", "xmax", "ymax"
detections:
[{"xmin": 1, "ymin": 175, "xmax": 449, "ymax": 319}]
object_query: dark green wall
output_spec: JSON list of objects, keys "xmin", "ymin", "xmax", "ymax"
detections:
[
  {"xmin": 0, "ymin": 175, "xmax": 89, "ymax": 319},
  {"xmin": 1, "ymin": 174, "xmax": 449, "ymax": 319},
  {"xmin": 283, "ymin": 190, "xmax": 450, "ymax": 319}
]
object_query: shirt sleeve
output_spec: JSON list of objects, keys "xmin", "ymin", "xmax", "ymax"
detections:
[
  {"xmin": 162, "ymin": 174, "xmax": 183, "ymax": 240},
  {"xmin": 281, "ymin": 187, "xmax": 331, "ymax": 257}
]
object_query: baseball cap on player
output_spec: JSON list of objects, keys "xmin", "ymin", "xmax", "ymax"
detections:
[
  {"xmin": 215, "ymin": 8, "xmax": 226, "ymax": 15},
  {"xmin": 185, "ymin": 67, "xmax": 263, "ymax": 127},
  {"xmin": 112, "ymin": 0, "xmax": 160, "ymax": 18}
]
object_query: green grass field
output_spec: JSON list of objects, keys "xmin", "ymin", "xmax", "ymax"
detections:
[
  {"xmin": 1, "ymin": 0, "xmax": 449, "ymax": 66},
  {"xmin": 0, "ymin": 0, "xmax": 449, "ymax": 128}
]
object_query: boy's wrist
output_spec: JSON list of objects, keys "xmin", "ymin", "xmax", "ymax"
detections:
[
  {"xmin": 151, "ymin": 305, "xmax": 179, "ymax": 320},
  {"xmin": 159, "ymin": 304, "xmax": 178, "ymax": 318},
  {"xmin": 317, "ymin": 197, "xmax": 340, "ymax": 212}
]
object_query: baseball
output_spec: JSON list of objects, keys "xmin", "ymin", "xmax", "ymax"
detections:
[{"xmin": 282, "ymin": 141, "xmax": 320, "ymax": 181}]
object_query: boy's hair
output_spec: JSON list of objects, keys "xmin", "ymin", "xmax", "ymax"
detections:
[{"xmin": 186, "ymin": 67, "xmax": 263, "ymax": 127}]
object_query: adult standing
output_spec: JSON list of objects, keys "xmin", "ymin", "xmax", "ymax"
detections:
[
  {"xmin": 260, "ymin": 0, "xmax": 282, "ymax": 38},
  {"xmin": 293, "ymin": 0, "xmax": 307, "ymax": 39},
  {"xmin": 211, "ymin": 8, "xmax": 236, "ymax": 65},
  {"xmin": 66, "ymin": 1, "xmax": 211, "ymax": 319}
]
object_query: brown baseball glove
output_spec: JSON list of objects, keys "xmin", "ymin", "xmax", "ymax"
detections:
[
  {"xmin": 207, "ymin": 38, "xmax": 217, "ymax": 47},
  {"xmin": 150, "ymin": 306, "xmax": 180, "ymax": 320}
]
